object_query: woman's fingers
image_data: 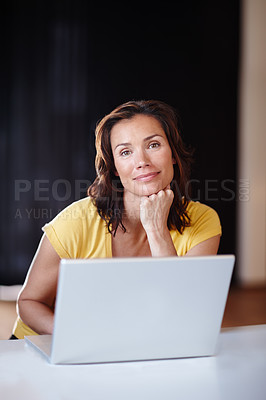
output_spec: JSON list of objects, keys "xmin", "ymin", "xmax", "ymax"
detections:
[{"xmin": 140, "ymin": 187, "xmax": 174, "ymax": 234}]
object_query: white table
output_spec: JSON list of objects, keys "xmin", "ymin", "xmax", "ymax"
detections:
[{"xmin": 1, "ymin": 325, "xmax": 266, "ymax": 400}]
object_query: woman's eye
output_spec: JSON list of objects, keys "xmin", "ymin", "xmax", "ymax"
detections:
[
  {"xmin": 120, "ymin": 149, "xmax": 131, "ymax": 157},
  {"xmin": 149, "ymin": 142, "xmax": 160, "ymax": 149}
]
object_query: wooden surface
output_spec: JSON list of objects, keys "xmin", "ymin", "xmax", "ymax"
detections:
[
  {"xmin": 0, "ymin": 301, "xmax": 17, "ymax": 339},
  {"xmin": 222, "ymin": 286, "xmax": 266, "ymax": 327}
]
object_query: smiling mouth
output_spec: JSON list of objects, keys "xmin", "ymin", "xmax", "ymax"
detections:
[{"xmin": 133, "ymin": 172, "xmax": 160, "ymax": 182}]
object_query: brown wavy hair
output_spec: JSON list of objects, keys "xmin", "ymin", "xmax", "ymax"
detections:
[{"xmin": 88, "ymin": 100, "xmax": 193, "ymax": 235}]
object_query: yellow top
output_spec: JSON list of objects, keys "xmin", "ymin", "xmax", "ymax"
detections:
[{"xmin": 13, "ymin": 197, "xmax": 222, "ymax": 339}]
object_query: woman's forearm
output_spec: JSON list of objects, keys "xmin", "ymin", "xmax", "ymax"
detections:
[
  {"xmin": 146, "ymin": 228, "xmax": 177, "ymax": 257},
  {"xmin": 18, "ymin": 299, "xmax": 54, "ymax": 335}
]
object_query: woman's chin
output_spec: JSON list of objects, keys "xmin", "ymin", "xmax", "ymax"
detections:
[
  {"xmin": 123, "ymin": 180, "xmax": 170, "ymax": 200},
  {"xmin": 136, "ymin": 185, "xmax": 163, "ymax": 197}
]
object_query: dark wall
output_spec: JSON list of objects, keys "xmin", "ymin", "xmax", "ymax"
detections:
[{"xmin": 0, "ymin": 1, "xmax": 239, "ymax": 284}]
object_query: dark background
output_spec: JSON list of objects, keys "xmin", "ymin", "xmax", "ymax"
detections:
[{"xmin": 0, "ymin": 1, "xmax": 239, "ymax": 285}]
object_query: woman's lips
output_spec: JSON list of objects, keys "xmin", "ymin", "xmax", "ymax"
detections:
[{"xmin": 133, "ymin": 172, "xmax": 160, "ymax": 182}]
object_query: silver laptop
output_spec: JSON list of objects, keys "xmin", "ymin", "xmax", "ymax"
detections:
[{"xmin": 25, "ymin": 255, "xmax": 235, "ymax": 364}]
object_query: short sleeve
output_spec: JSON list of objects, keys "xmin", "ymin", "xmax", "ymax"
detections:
[
  {"xmin": 42, "ymin": 197, "xmax": 111, "ymax": 259},
  {"xmin": 42, "ymin": 200, "xmax": 87, "ymax": 258}
]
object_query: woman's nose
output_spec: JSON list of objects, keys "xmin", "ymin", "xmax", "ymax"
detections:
[{"xmin": 134, "ymin": 150, "xmax": 150, "ymax": 168}]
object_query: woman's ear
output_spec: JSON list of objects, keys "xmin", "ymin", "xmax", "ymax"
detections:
[
  {"xmin": 114, "ymin": 170, "xmax": 119, "ymax": 176},
  {"xmin": 172, "ymin": 157, "xmax": 177, "ymax": 165}
]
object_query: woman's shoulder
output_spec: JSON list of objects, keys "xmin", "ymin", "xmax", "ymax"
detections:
[
  {"xmin": 186, "ymin": 200, "xmax": 219, "ymax": 220},
  {"xmin": 51, "ymin": 196, "xmax": 98, "ymax": 221},
  {"xmin": 170, "ymin": 200, "xmax": 221, "ymax": 256},
  {"xmin": 185, "ymin": 200, "xmax": 221, "ymax": 235},
  {"xmin": 61, "ymin": 195, "xmax": 97, "ymax": 212},
  {"xmin": 42, "ymin": 196, "xmax": 101, "ymax": 236}
]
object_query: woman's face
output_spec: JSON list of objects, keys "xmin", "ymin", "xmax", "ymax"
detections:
[{"xmin": 110, "ymin": 114, "xmax": 175, "ymax": 199}]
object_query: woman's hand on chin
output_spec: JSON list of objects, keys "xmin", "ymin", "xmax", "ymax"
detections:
[
  {"xmin": 139, "ymin": 185, "xmax": 177, "ymax": 257},
  {"xmin": 139, "ymin": 185, "xmax": 174, "ymax": 235}
]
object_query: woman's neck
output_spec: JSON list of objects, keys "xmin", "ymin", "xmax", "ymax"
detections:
[{"xmin": 122, "ymin": 190, "xmax": 142, "ymax": 226}]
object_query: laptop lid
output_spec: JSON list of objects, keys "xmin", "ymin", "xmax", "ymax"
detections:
[{"xmin": 26, "ymin": 255, "xmax": 234, "ymax": 364}]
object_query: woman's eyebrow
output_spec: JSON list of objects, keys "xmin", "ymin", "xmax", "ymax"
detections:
[
  {"xmin": 114, "ymin": 134, "xmax": 164, "ymax": 151},
  {"xmin": 143, "ymin": 134, "xmax": 164, "ymax": 142},
  {"xmin": 114, "ymin": 142, "xmax": 131, "ymax": 150}
]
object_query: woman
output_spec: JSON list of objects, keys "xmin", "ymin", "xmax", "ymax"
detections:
[{"xmin": 12, "ymin": 100, "xmax": 221, "ymax": 339}]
